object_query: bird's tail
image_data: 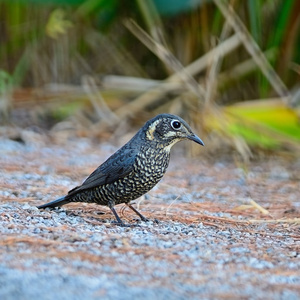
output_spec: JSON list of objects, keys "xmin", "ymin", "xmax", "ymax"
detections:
[{"xmin": 37, "ymin": 196, "xmax": 71, "ymax": 209}]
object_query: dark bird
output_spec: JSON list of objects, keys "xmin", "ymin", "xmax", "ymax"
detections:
[{"xmin": 38, "ymin": 114, "xmax": 204, "ymax": 225}]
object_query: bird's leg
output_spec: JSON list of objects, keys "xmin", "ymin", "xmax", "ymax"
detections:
[
  {"xmin": 110, "ymin": 207, "xmax": 125, "ymax": 226},
  {"xmin": 126, "ymin": 203, "xmax": 149, "ymax": 222},
  {"xmin": 110, "ymin": 207, "xmax": 140, "ymax": 227}
]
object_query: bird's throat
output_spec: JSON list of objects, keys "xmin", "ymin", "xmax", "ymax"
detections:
[{"xmin": 163, "ymin": 138, "xmax": 181, "ymax": 153}]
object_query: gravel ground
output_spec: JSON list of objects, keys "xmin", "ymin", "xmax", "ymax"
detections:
[{"xmin": 0, "ymin": 135, "xmax": 300, "ymax": 299}]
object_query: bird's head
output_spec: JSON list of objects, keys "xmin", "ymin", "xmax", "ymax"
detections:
[{"xmin": 143, "ymin": 114, "xmax": 204, "ymax": 151}]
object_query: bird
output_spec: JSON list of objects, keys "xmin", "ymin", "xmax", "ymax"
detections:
[{"xmin": 37, "ymin": 113, "xmax": 204, "ymax": 225}]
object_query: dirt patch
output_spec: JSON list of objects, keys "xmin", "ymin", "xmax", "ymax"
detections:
[{"xmin": 0, "ymin": 135, "xmax": 299, "ymax": 299}]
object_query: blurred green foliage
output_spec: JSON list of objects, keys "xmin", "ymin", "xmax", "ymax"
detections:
[
  {"xmin": 225, "ymin": 102, "xmax": 300, "ymax": 149},
  {"xmin": 0, "ymin": 0, "xmax": 299, "ymax": 153},
  {"xmin": 1, "ymin": 0, "xmax": 299, "ymax": 90}
]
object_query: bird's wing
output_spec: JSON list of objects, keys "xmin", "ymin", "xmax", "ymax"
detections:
[{"xmin": 67, "ymin": 146, "xmax": 138, "ymax": 196}]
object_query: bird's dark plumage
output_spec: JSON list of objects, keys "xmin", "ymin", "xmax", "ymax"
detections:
[{"xmin": 38, "ymin": 113, "xmax": 204, "ymax": 225}]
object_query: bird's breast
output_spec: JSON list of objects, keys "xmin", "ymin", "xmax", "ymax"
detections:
[{"xmin": 132, "ymin": 147, "xmax": 169, "ymax": 182}]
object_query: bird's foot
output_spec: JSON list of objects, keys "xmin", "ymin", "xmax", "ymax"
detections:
[
  {"xmin": 139, "ymin": 216, "xmax": 150, "ymax": 222},
  {"xmin": 110, "ymin": 220, "xmax": 140, "ymax": 227},
  {"xmin": 135, "ymin": 217, "xmax": 159, "ymax": 224}
]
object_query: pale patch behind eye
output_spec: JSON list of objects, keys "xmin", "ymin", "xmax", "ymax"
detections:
[
  {"xmin": 164, "ymin": 131, "xmax": 177, "ymax": 138},
  {"xmin": 146, "ymin": 119, "xmax": 160, "ymax": 141}
]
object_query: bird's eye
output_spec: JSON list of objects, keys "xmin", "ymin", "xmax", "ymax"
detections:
[{"xmin": 171, "ymin": 120, "xmax": 181, "ymax": 130}]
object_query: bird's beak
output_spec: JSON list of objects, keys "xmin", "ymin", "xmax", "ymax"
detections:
[{"xmin": 188, "ymin": 134, "xmax": 204, "ymax": 146}]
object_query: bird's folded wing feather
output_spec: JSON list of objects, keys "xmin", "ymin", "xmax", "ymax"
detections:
[{"xmin": 67, "ymin": 147, "xmax": 138, "ymax": 195}]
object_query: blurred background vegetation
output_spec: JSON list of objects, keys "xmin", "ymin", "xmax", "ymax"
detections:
[{"xmin": 0, "ymin": 0, "xmax": 299, "ymax": 159}]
